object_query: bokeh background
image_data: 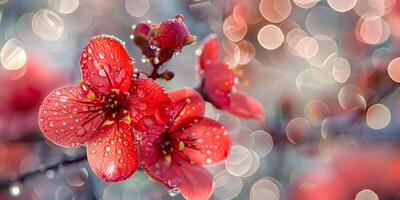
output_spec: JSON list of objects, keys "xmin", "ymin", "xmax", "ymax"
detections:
[{"xmin": 1, "ymin": 0, "xmax": 400, "ymax": 199}]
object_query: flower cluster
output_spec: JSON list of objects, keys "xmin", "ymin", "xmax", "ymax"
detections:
[{"xmin": 38, "ymin": 15, "xmax": 263, "ymax": 200}]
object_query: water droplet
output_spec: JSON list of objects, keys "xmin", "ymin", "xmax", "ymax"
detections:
[
  {"xmin": 206, "ymin": 157, "xmax": 212, "ymax": 164},
  {"xmin": 105, "ymin": 146, "xmax": 111, "ymax": 152},
  {"xmin": 76, "ymin": 127, "xmax": 86, "ymax": 136},
  {"xmin": 59, "ymin": 96, "xmax": 68, "ymax": 102},
  {"xmin": 116, "ymin": 149, "xmax": 122, "ymax": 154},
  {"xmin": 9, "ymin": 182, "xmax": 22, "ymax": 197},
  {"xmin": 46, "ymin": 170, "xmax": 55, "ymax": 179},
  {"xmin": 129, "ymin": 34, "xmax": 134, "ymax": 39},
  {"xmin": 168, "ymin": 188, "xmax": 180, "ymax": 197},
  {"xmin": 98, "ymin": 52, "xmax": 105, "ymax": 59},
  {"xmin": 137, "ymin": 90, "xmax": 145, "ymax": 98},
  {"xmin": 49, "ymin": 121, "xmax": 55, "ymax": 127}
]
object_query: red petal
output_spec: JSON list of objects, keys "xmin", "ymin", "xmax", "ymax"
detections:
[
  {"xmin": 199, "ymin": 34, "xmax": 220, "ymax": 71},
  {"xmin": 128, "ymin": 78, "xmax": 174, "ymax": 134},
  {"xmin": 176, "ymin": 117, "xmax": 230, "ymax": 165},
  {"xmin": 140, "ymin": 132, "xmax": 213, "ymax": 200},
  {"xmin": 86, "ymin": 121, "xmax": 138, "ymax": 182},
  {"xmin": 177, "ymin": 162, "xmax": 213, "ymax": 200},
  {"xmin": 80, "ymin": 35, "xmax": 133, "ymax": 94},
  {"xmin": 38, "ymin": 86, "xmax": 104, "ymax": 147},
  {"xmin": 225, "ymin": 92, "xmax": 264, "ymax": 119},
  {"xmin": 168, "ymin": 87, "xmax": 205, "ymax": 132},
  {"xmin": 203, "ymin": 62, "xmax": 235, "ymax": 108}
]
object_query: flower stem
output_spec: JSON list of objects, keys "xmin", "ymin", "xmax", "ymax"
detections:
[{"xmin": 0, "ymin": 154, "xmax": 87, "ymax": 187}]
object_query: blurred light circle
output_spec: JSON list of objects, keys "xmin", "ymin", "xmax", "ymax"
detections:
[
  {"xmin": 327, "ymin": 0, "xmax": 357, "ymax": 12},
  {"xmin": 16, "ymin": 12, "xmax": 38, "ymax": 42},
  {"xmin": 285, "ymin": 28, "xmax": 307, "ymax": 56},
  {"xmin": 304, "ymin": 99, "xmax": 330, "ymax": 124},
  {"xmin": 306, "ymin": 6, "xmax": 339, "ymax": 38},
  {"xmin": 226, "ymin": 145, "xmax": 251, "ymax": 165},
  {"xmin": 222, "ymin": 39, "xmax": 241, "ymax": 66},
  {"xmin": 237, "ymin": 40, "xmax": 256, "ymax": 65},
  {"xmin": 356, "ymin": 16, "xmax": 390, "ymax": 45},
  {"xmin": 233, "ymin": 1, "xmax": 262, "ymax": 25},
  {"xmin": 55, "ymin": 185, "xmax": 74, "ymax": 200},
  {"xmin": 231, "ymin": 126, "xmax": 255, "ymax": 148},
  {"xmin": 223, "ymin": 15, "xmax": 247, "ymax": 42},
  {"xmin": 205, "ymin": 102, "xmax": 220, "ymax": 120},
  {"xmin": 125, "ymin": 0, "xmax": 150, "ymax": 17},
  {"xmin": 9, "ymin": 182, "xmax": 22, "ymax": 197},
  {"xmin": 48, "ymin": 0, "xmax": 79, "ymax": 14},
  {"xmin": 217, "ymin": 112, "xmax": 241, "ymax": 131},
  {"xmin": 250, "ymin": 130, "xmax": 273, "ymax": 157},
  {"xmin": 286, "ymin": 117, "xmax": 312, "ymax": 144},
  {"xmin": 213, "ymin": 170, "xmax": 243, "ymax": 199},
  {"xmin": 258, "ymin": 25, "xmax": 284, "ymax": 50},
  {"xmin": 338, "ymin": 84, "xmax": 366, "ymax": 110},
  {"xmin": 0, "ymin": 39, "xmax": 27, "ymax": 71},
  {"xmin": 123, "ymin": 184, "xmax": 141, "ymax": 200},
  {"xmin": 293, "ymin": 0, "xmax": 320, "ymax": 9},
  {"xmin": 366, "ymin": 104, "xmax": 391, "ymax": 130},
  {"xmin": 387, "ymin": 57, "xmax": 400, "ymax": 83},
  {"xmin": 354, "ymin": 0, "xmax": 385, "ymax": 17},
  {"xmin": 32, "ymin": 9, "xmax": 64, "ymax": 41},
  {"xmin": 332, "ymin": 57, "xmax": 351, "ymax": 83},
  {"xmin": 250, "ymin": 177, "xmax": 281, "ymax": 200},
  {"xmin": 225, "ymin": 145, "xmax": 254, "ymax": 176},
  {"xmin": 259, "ymin": 0, "xmax": 292, "ymax": 23},
  {"xmin": 307, "ymin": 35, "xmax": 338, "ymax": 68},
  {"xmin": 296, "ymin": 36, "xmax": 319, "ymax": 59},
  {"xmin": 355, "ymin": 189, "xmax": 379, "ymax": 200},
  {"xmin": 372, "ymin": 48, "xmax": 392, "ymax": 69},
  {"xmin": 66, "ymin": 168, "xmax": 88, "ymax": 187},
  {"xmin": 241, "ymin": 150, "xmax": 260, "ymax": 177},
  {"xmin": 296, "ymin": 69, "xmax": 326, "ymax": 96}
]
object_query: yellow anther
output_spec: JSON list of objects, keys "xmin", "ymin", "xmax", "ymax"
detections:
[
  {"xmin": 102, "ymin": 120, "xmax": 115, "ymax": 127},
  {"xmin": 165, "ymin": 155, "xmax": 172, "ymax": 165},
  {"xmin": 86, "ymin": 92, "xmax": 96, "ymax": 101},
  {"xmin": 111, "ymin": 88, "xmax": 120, "ymax": 95},
  {"xmin": 112, "ymin": 113, "xmax": 117, "ymax": 118},
  {"xmin": 121, "ymin": 115, "xmax": 131, "ymax": 125},
  {"xmin": 122, "ymin": 110, "xmax": 128, "ymax": 114},
  {"xmin": 178, "ymin": 141, "xmax": 185, "ymax": 151}
]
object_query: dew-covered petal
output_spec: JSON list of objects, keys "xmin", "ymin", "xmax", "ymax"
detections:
[
  {"xmin": 225, "ymin": 92, "xmax": 264, "ymax": 119},
  {"xmin": 38, "ymin": 85, "xmax": 105, "ymax": 148},
  {"xmin": 86, "ymin": 121, "xmax": 138, "ymax": 182},
  {"xmin": 175, "ymin": 117, "xmax": 230, "ymax": 165},
  {"xmin": 80, "ymin": 35, "xmax": 133, "ymax": 94},
  {"xmin": 199, "ymin": 34, "xmax": 220, "ymax": 71},
  {"xmin": 203, "ymin": 62, "xmax": 235, "ymax": 108},
  {"xmin": 168, "ymin": 87, "xmax": 205, "ymax": 132},
  {"xmin": 139, "ymin": 133, "xmax": 213, "ymax": 200},
  {"xmin": 177, "ymin": 161, "xmax": 213, "ymax": 200},
  {"xmin": 128, "ymin": 78, "xmax": 174, "ymax": 134}
]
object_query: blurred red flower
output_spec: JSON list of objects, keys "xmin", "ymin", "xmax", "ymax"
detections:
[
  {"xmin": 38, "ymin": 35, "xmax": 174, "ymax": 182},
  {"xmin": 0, "ymin": 54, "xmax": 67, "ymax": 141},
  {"xmin": 139, "ymin": 88, "xmax": 230, "ymax": 200},
  {"xmin": 290, "ymin": 146, "xmax": 400, "ymax": 200},
  {"xmin": 198, "ymin": 35, "xmax": 264, "ymax": 119}
]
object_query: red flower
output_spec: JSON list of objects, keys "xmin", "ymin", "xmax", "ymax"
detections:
[
  {"xmin": 290, "ymin": 146, "xmax": 400, "ymax": 200},
  {"xmin": 139, "ymin": 88, "xmax": 231, "ymax": 200},
  {"xmin": 150, "ymin": 15, "xmax": 196, "ymax": 53},
  {"xmin": 198, "ymin": 35, "xmax": 264, "ymax": 119},
  {"xmin": 0, "ymin": 53, "xmax": 67, "ymax": 141},
  {"xmin": 38, "ymin": 35, "xmax": 174, "ymax": 182}
]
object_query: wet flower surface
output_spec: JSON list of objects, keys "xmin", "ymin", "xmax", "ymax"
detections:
[{"xmin": 38, "ymin": 35, "xmax": 174, "ymax": 182}]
